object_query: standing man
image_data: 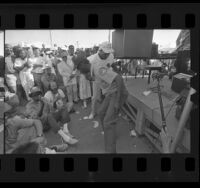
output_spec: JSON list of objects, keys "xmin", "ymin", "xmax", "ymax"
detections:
[
  {"xmin": 76, "ymin": 57, "xmax": 128, "ymax": 153},
  {"xmin": 87, "ymin": 42, "xmax": 115, "ymax": 119}
]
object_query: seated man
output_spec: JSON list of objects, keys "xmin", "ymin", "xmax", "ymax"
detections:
[
  {"xmin": 24, "ymin": 86, "xmax": 75, "ymax": 145},
  {"xmin": 43, "ymin": 81, "xmax": 73, "ymax": 113},
  {"xmin": 41, "ymin": 65, "xmax": 57, "ymax": 94},
  {"xmin": 47, "ymin": 98, "xmax": 79, "ymax": 145},
  {"xmin": 5, "ymin": 103, "xmax": 44, "ymax": 153}
]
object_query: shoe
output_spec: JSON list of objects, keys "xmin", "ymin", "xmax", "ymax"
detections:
[
  {"xmin": 58, "ymin": 129, "xmax": 79, "ymax": 145},
  {"xmin": 88, "ymin": 113, "xmax": 94, "ymax": 119},
  {"xmin": 63, "ymin": 123, "xmax": 75, "ymax": 138},
  {"xmin": 67, "ymin": 137, "xmax": 79, "ymax": 145},
  {"xmin": 50, "ymin": 144, "xmax": 68, "ymax": 152},
  {"xmin": 130, "ymin": 130, "xmax": 137, "ymax": 137},
  {"xmin": 63, "ymin": 130, "xmax": 75, "ymax": 138}
]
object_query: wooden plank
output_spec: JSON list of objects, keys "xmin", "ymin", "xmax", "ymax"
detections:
[
  {"xmin": 135, "ymin": 109, "xmax": 145, "ymax": 135},
  {"xmin": 144, "ymin": 132, "xmax": 162, "ymax": 152},
  {"xmin": 144, "ymin": 127, "xmax": 160, "ymax": 139},
  {"xmin": 121, "ymin": 106, "xmax": 136, "ymax": 123}
]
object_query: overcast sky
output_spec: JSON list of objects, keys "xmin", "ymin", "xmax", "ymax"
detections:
[{"xmin": 5, "ymin": 29, "xmax": 181, "ymax": 50}]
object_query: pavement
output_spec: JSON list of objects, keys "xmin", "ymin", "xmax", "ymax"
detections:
[{"xmin": 45, "ymin": 101, "xmax": 157, "ymax": 154}]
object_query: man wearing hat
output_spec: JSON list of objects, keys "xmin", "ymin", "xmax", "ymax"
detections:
[
  {"xmin": 4, "ymin": 100, "xmax": 44, "ymax": 153},
  {"xmin": 26, "ymin": 86, "xmax": 77, "ymax": 145},
  {"xmin": 76, "ymin": 55, "xmax": 128, "ymax": 153},
  {"xmin": 87, "ymin": 41, "xmax": 115, "ymax": 119}
]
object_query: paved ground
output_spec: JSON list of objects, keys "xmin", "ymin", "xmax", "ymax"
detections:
[
  {"xmin": 1, "ymin": 76, "xmax": 159, "ymax": 154},
  {"xmin": 45, "ymin": 101, "xmax": 157, "ymax": 154}
]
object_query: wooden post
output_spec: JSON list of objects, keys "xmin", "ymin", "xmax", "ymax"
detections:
[
  {"xmin": 170, "ymin": 87, "xmax": 195, "ymax": 153},
  {"xmin": 135, "ymin": 109, "xmax": 145, "ymax": 134}
]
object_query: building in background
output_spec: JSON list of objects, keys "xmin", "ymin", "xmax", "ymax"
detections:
[{"xmin": 176, "ymin": 30, "xmax": 190, "ymax": 51}]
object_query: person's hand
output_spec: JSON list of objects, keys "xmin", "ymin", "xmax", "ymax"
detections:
[{"xmin": 160, "ymin": 127, "xmax": 172, "ymax": 153}]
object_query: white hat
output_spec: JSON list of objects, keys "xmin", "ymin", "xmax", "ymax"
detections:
[
  {"xmin": 32, "ymin": 42, "xmax": 42, "ymax": 49},
  {"xmin": 46, "ymin": 50, "xmax": 53, "ymax": 55},
  {"xmin": 99, "ymin": 41, "xmax": 114, "ymax": 53},
  {"xmin": 60, "ymin": 46, "xmax": 68, "ymax": 51}
]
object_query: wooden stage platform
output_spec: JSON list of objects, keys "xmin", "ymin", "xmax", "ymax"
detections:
[{"xmin": 123, "ymin": 76, "xmax": 190, "ymax": 153}]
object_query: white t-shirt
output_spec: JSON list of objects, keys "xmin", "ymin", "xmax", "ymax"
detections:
[
  {"xmin": 87, "ymin": 53, "xmax": 114, "ymax": 79},
  {"xmin": 87, "ymin": 53, "xmax": 117, "ymax": 95}
]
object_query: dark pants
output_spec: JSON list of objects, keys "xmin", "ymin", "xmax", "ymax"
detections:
[
  {"xmin": 97, "ymin": 92, "xmax": 119, "ymax": 153},
  {"xmin": 47, "ymin": 108, "xmax": 70, "ymax": 133}
]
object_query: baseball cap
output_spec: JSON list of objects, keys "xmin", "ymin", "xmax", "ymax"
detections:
[
  {"xmin": 29, "ymin": 87, "xmax": 42, "ymax": 98},
  {"xmin": 99, "ymin": 41, "xmax": 114, "ymax": 53}
]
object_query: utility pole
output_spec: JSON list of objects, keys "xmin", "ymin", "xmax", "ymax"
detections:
[
  {"xmin": 76, "ymin": 41, "xmax": 79, "ymax": 49},
  {"xmin": 49, "ymin": 30, "xmax": 53, "ymax": 48},
  {"xmin": 108, "ymin": 30, "xmax": 111, "ymax": 43}
]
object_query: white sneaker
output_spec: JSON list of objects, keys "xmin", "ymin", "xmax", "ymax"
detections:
[
  {"xmin": 67, "ymin": 138, "xmax": 79, "ymax": 145},
  {"xmin": 130, "ymin": 130, "xmax": 137, "ymax": 137},
  {"xmin": 63, "ymin": 123, "xmax": 74, "ymax": 138},
  {"xmin": 64, "ymin": 131, "xmax": 75, "ymax": 138},
  {"xmin": 58, "ymin": 129, "xmax": 77, "ymax": 144},
  {"xmin": 88, "ymin": 113, "xmax": 94, "ymax": 119}
]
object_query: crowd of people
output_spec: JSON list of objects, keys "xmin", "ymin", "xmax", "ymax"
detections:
[
  {"xmin": 3, "ymin": 41, "xmax": 130, "ymax": 154},
  {"xmin": 2, "ymin": 40, "xmax": 173, "ymax": 154}
]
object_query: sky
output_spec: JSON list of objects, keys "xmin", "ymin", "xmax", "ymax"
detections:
[
  {"xmin": 152, "ymin": 29, "xmax": 181, "ymax": 49},
  {"xmin": 0, "ymin": 32, "xmax": 3, "ymax": 56},
  {"xmin": 5, "ymin": 29, "xmax": 181, "ymax": 50}
]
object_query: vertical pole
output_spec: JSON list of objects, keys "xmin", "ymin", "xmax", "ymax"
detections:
[
  {"xmin": 108, "ymin": 30, "xmax": 111, "ymax": 43},
  {"xmin": 49, "ymin": 30, "xmax": 53, "ymax": 48}
]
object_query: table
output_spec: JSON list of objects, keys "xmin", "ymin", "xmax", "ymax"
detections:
[{"xmin": 144, "ymin": 65, "xmax": 162, "ymax": 84}]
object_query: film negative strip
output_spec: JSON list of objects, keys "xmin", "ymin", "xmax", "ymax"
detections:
[{"xmin": 0, "ymin": 3, "xmax": 199, "ymax": 182}]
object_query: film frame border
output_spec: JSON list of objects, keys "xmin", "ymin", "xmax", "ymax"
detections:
[{"xmin": 0, "ymin": 3, "xmax": 199, "ymax": 182}]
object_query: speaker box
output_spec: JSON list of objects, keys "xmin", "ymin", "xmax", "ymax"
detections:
[{"xmin": 112, "ymin": 30, "xmax": 154, "ymax": 58}]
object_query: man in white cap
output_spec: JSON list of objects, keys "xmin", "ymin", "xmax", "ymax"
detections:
[
  {"xmin": 76, "ymin": 56, "xmax": 128, "ymax": 153},
  {"xmin": 87, "ymin": 41, "xmax": 115, "ymax": 119}
]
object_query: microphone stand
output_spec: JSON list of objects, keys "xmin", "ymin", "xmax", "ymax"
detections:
[{"xmin": 151, "ymin": 72, "xmax": 167, "ymax": 132}]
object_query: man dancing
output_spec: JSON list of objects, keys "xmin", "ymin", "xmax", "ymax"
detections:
[{"xmin": 75, "ymin": 53, "xmax": 128, "ymax": 153}]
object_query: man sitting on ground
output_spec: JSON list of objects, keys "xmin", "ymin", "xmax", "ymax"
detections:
[
  {"xmin": 5, "ymin": 103, "xmax": 44, "ymax": 153},
  {"xmin": 24, "ymin": 86, "xmax": 75, "ymax": 145}
]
